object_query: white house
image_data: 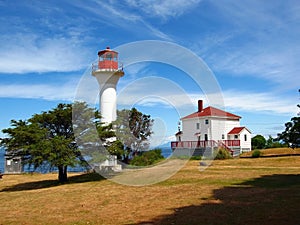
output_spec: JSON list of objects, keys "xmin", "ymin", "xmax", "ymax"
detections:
[{"xmin": 171, "ymin": 100, "xmax": 251, "ymax": 156}]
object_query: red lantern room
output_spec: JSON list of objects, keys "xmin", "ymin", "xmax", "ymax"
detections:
[{"xmin": 97, "ymin": 46, "xmax": 119, "ymax": 70}]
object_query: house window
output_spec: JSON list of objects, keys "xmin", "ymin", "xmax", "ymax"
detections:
[
  {"xmin": 204, "ymin": 134, "xmax": 208, "ymax": 141},
  {"xmin": 244, "ymin": 134, "xmax": 247, "ymax": 141},
  {"xmin": 234, "ymin": 135, "xmax": 238, "ymax": 139},
  {"xmin": 205, "ymin": 119, "xmax": 209, "ymax": 125},
  {"xmin": 196, "ymin": 123, "xmax": 200, "ymax": 129},
  {"xmin": 222, "ymin": 134, "xmax": 225, "ymax": 139}
]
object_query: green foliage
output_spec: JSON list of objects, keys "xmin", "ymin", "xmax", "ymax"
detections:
[
  {"xmin": 215, "ymin": 148, "xmax": 232, "ymax": 160},
  {"xmin": 113, "ymin": 108, "xmax": 153, "ymax": 163},
  {"xmin": 252, "ymin": 150, "xmax": 262, "ymax": 158},
  {"xmin": 277, "ymin": 116, "xmax": 300, "ymax": 149},
  {"xmin": 265, "ymin": 135, "xmax": 288, "ymax": 148},
  {"xmin": 190, "ymin": 156, "xmax": 202, "ymax": 160},
  {"xmin": 251, "ymin": 135, "xmax": 266, "ymax": 150},
  {"xmin": 107, "ymin": 140, "xmax": 124, "ymax": 160},
  {"xmin": 1, "ymin": 103, "xmax": 95, "ymax": 182},
  {"xmin": 129, "ymin": 149, "xmax": 164, "ymax": 166}
]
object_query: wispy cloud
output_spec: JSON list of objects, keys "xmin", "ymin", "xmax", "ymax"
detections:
[
  {"xmin": 117, "ymin": 75, "xmax": 296, "ymax": 116},
  {"xmin": 125, "ymin": 0, "xmax": 202, "ymax": 21},
  {"xmin": 194, "ymin": 0, "xmax": 300, "ymax": 89},
  {"xmin": 0, "ymin": 74, "xmax": 296, "ymax": 122},
  {"xmin": 223, "ymin": 90, "xmax": 297, "ymax": 116},
  {"xmin": 69, "ymin": 0, "xmax": 173, "ymax": 41},
  {"xmin": 0, "ymin": 82, "xmax": 77, "ymax": 101},
  {"xmin": 0, "ymin": 34, "xmax": 92, "ymax": 74}
]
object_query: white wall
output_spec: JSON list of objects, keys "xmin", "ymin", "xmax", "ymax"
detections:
[
  {"xmin": 239, "ymin": 129, "xmax": 251, "ymax": 151},
  {"xmin": 181, "ymin": 117, "xmax": 240, "ymax": 142},
  {"xmin": 210, "ymin": 118, "xmax": 240, "ymax": 141}
]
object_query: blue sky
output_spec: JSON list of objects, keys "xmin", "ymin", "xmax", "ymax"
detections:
[{"xmin": 0, "ymin": 0, "xmax": 299, "ymax": 147}]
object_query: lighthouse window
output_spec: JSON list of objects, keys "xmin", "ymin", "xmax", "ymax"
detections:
[{"xmin": 105, "ymin": 53, "xmax": 112, "ymax": 60}]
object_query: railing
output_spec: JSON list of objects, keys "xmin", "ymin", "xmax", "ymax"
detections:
[
  {"xmin": 171, "ymin": 140, "xmax": 240, "ymax": 148},
  {"xmin": 171, "ymin": 140, "xmax": 217, "ymax": 149},
  {"xmin": 171, "ymin": 140, "xmax": 239, "ymax": 156},
  {"xmin": 92, "ymin": 61, "xmax": 123, "ymax": 72},
  {"xmin": 223, "ymin": 140, "xmax": 240, "ymax": 146}
]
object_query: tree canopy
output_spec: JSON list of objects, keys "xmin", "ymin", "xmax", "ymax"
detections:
[
  {"xmin": 1, "ymin": 103, "xmax": 89, "ymax": 182},
  {"xmin": 277, "ymin": 116, "xmax": 300, "ymax": 149},
  {"xmin": 251, "ymin": 135, "xmax": 266, "ymax": 150},
  {"xmin": 113, "ymin": 108, "xmax": 153, "ymax": 163},
  {"xmin": 1, "ymin": 103, "xmax": 155, "ymax": 181}
]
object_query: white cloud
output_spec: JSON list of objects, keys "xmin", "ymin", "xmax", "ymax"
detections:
[
  {"xmin": 126, "ymin": 0, "xmax": 202, "ymax": 21},
  {"xmin": 0, "ymin": 34, "xmax": 92, "ymax": 74},
  {"xmin": 223, "ymin": 90, "xmax": 297, "ymax": 116},
  {"xmin": 70, "ymin": 0, "xmax": 172, "ymax": 41},
  {"xmin": 193, "ymin": 1, "xmax": 300, "ymax": 89},
  {"xmin": 0, "ymin": 82, "xmax": 77, "ymax": 101},
  {"xmin": 117, "ymin": 75, "xmax": 296, "ymax": 116}
]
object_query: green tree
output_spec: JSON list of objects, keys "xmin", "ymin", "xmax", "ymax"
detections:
[
  {"xmin": 129, "ymin": 149, "xmax": 164, "ymax": 166},
  {"xmin": 113, "ymin": 108, "xmax": 153, "ymax": 163},
  {"xmin": 107, "ymin": 140, "xmax": 124, "ymax": 160},
  {"xmin": 251, "ymin": 135, "xmax": 266, "ymax": 150},
  {"xmin": 1, "ymin": 103, "xmax": 87, "ymax": 182},
  {"xmin": 72, "ymin": 101, "xmax": 117, "ymax": 166},
  {"xmin": 265, "ymin": 135, "xmax": 274, "ymax": 149},
  {"xmin": 265, "ymin": 135, "xmax": 287, "ymax": 148},
  {"xmin": 277, "ymin": 116, "xmax": 300, "ymax": 149}
]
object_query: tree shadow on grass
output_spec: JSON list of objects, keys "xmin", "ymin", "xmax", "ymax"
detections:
[
  {"xmin": 0, "ymin": 172, "xmax": 105, "ymax": 192},
  {"xmin": 139, "ymin": 174, "xmax": 300, "ymax": 225}
]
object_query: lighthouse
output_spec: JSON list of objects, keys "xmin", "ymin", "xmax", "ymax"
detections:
[{"xmin": 92, "ymin": 47, "xmax": 124, "ymax": 124}]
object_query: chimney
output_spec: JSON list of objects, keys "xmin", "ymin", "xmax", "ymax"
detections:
[{"xmin": 198, "ymin": 100, "xmax": 203, "ymax": 112}]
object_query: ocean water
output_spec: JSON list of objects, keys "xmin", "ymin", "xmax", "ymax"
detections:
[{"xmin": 0, "ymin": 147, "xmax": 173, "ymax": 173}]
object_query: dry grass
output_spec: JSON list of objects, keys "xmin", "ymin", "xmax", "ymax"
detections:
[
  {"xmin": 240, "ymin": 147, "xmax": 300, "ymax": 157},
  {"xmin": 0, "ymin": 156, "xmax": 300, "ymax": 225}
]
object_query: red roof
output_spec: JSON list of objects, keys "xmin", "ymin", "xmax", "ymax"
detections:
[
  {"xmin": 181, "ymin": 106, "xmax": 241, "ymax": 120},
  {"xmin": 228, "ymin": 127, "xmax": 251, "ymax": 134}
]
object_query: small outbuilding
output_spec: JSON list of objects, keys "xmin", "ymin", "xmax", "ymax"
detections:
[{"xmin": 5, "ymin": 154, "xmax": 23, "ymax": 174}]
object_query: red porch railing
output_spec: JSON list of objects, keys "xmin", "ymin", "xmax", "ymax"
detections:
[
  {"xmin": 223, "ymin": 140, "xmax": 240, "ymax": 146},
  {"xmin": 171, "ymin": 140, "xmax": 240, "ymax": 149},
  {"xmin": 171, "ymin": 140, "xmax": 217, "ymax": 149}
]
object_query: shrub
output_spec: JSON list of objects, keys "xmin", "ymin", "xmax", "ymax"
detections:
[
  {"xmin": 129, "ymin": 149, "xmax": 164, "ymax": 166},
  {"xmin": 215, "ymin": 148, "xmax": 232, "ymax": 160},
  {"xmin": 252, "ymin": 150, "xmax": 262, "ymax": 158},
  {"xmin": 190, "ymin": 156, "xmax": 202, "ymax": 160}
]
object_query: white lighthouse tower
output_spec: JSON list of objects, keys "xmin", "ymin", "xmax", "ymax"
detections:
[{"xmin": 92, "ymin": 47, "xmax": 124, "ymax": 124}]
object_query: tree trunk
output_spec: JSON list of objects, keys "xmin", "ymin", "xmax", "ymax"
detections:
[{"xmin": 58, "ymin": 165, "xmax": 68, "ymax": 183}]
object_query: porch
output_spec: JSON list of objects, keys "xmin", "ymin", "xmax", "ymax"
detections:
[
  {"xmin": 171, "ymin": 140, "xmax": 241, "ymax": 157},
  {"xmin": 171, "ymin": 140, "xmax": 240, "ymax": 149}
]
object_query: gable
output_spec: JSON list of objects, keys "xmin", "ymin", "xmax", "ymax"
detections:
[
  {"xmin": 181, "ymin": 106, "xmax": 241, "ymax": 120},
  {"xmin": 228, "ymin": 127, "xmax": 251, "ymax": 135}
]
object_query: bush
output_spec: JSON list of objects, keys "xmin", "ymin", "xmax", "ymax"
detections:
[
  {"xmin": 190, "ymin": 156, "xmax": 202, "ymax": 160},
  {"xmin": 252, "ymin": 135, "xmax": 266, "ymax": 150},
  {"xmin": 129, "ymin": 149, "xmax": 164, "ymax": 166},
  {"xmin": 252, "ymin": 150, "xmax": 262, "ymax": 158},
  {"xmin": 215, "ymin": 148, "xmax": 232, "ymax": 160}
]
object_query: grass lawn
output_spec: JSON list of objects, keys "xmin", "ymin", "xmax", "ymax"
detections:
[
  {"xmin": 240, "ymin": 147, "xmax": 300, "ymax": 157},
  {"xmin": 0, "ymin": 155, "xmax": 299, "ymax": 225}
]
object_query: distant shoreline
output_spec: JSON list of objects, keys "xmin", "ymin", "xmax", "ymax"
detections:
[{"xmin": 0, "ymin": 147, "xmax": 173, "ymax": 173}]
